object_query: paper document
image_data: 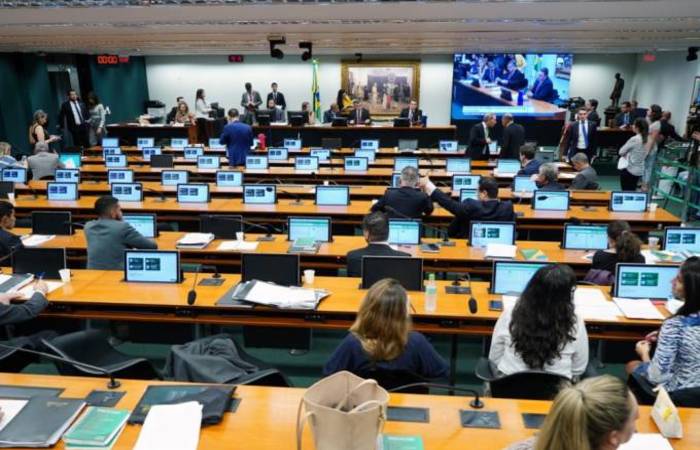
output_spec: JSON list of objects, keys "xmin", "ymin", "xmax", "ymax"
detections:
[
  {"xmin": 133, "ymin": 401, "xmax": 202, "ymax": 450},
  {"xmin": 176, "ymin": 233, "xmax": 215, "ymax": 249},
  {"xmin": 0, "ymin": 400, "xmax": 28, "ymax": 432},
  {"xmin": 17, "ymin": 281, "xmax": 63, "ymax": 299},
  {"xmin": 485, "ymin": 243, "xmax": 517, "ymax": 259},
  {"xmin": 618, "ymin": 433, "xmax": 673, "ymax": 450},
  {"xmin": 574, "ymin": 288, "xmax": 621, "ymax": 321},
  {"xmin": 217, "ymin": 240, "xmax": 259, "ymax": 251},
  {"xmin": 230, "ymin": 280, "xmax": 329, "ymax": 309},
  {"xmin": 21, "ymin": 234, "xmax": 55, "ymax": 247},
  {"xmin": 665, "ymin": 298, "xmax": 684, "ymax": 315},
  {"xmin": 613, "ymin": 298, "xmax": 665, "ymax": 320}
]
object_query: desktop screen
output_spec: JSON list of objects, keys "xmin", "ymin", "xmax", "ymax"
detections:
[
  {"xmin": 391, "ymin": 173, "xmax": 401, "ymax": 188},
  {"xmin": 491, "ymin": 261, "xmax": 548, "ymax": 295},
  {"xmin": 513, "ymin": 176, "xmax": 537, "ymax": 192},
  {"xmin": 533, "ymin": 190, "xmax": 570, "ymax": 211},
  {"xmin": 615, "ymin": 264, "xmax": 677, "ymax": 299},
  {"xmin": 171, "ymin": 138, "xmax": 188, "ymax": 148},
  {"xmin": 105, "ymin": 154, "xmax": 127, "ymax": 168},
  {"xmin": 283, "ymin": 139, "xmax": 302, "ymax": 150},
  {"xmin": 268, "ymin": 148, "xmax": 288, "ymax": 161},
  {"xmin": 108, "ymin": 169, "xmax": 133, "ymax": 184},
  {"xmin": 243, "ymin": 185, "xmax": 276, "ymax": 203},
  {"xmin": 123, "ymin": 214, "xmax": 156, "ymax": 238},
  {"xmin": 55, "ymin": 169, "xmax": 80, "ymax": 183},
  {"xmin": 103, "ymin": 147, "xmax": 121, "ymax": 156},
  {"xmin": 664, "ymin": 227, "xmax": 700, "ymax": 253},
  {"xmin": 162, "ymin": 170, "xmax": 188, "ymax": 186},
  {"xmin": 197, "ymin": 156, "xmax": 220, "ymax": 169},
  {"xmin": 563, "ymin": 224, "xmax": 608, "ymax": 250},
  {"xmin": 177, "ymin": 184, "xmax": 209, "ymax": 203},
  {"xmin": 47, "ymin": 182, "xmax": 78, "ymax": 201},
  {"xmin": 183, "ymin": 147, "xmax": 204, "ymax": 160},
  {"xmin": 125, "ymin": 251, "xmax": 179, "ymax": 283},
  {"xmin": 216, "ymin": 171, "xmax": 243, "ymax": 187},
  {"xmin": 310, "ymin": 149, "xmax": 331, "ymax": 161},
  {"xmin": 446, "ymin": 158, "xmax": 471, "ymax": 173},
  {"xmin": 345, "ymin": 157, "xmax": 368, "ymax": 171},
  {"xmin": 295, "ymin": 156, "xmax": 319, "ymax": 171},
  {"xmin": 102, "ymin": 137, "xmax": 119, "ymax": 147},
  {"xmin": 137, "ymin": 138, "xmax": 154, "ymax": 149},
  {"xmin": 453, "ymin": 174, "xmax": 481, "ymax": 191},
  {"xmin": 111, "ymin": 183, "xmax": 143, "ymax": 202},
  {"xmin": 208, "ymin": 138, "xmax": 225, "ymax": 149},
  {"xmin": 316, "ymin": 186, "xmax": 349, "ymax": 206},
  {"xmin": 394, "ymin": 157, "xmax": 419, "ymax": 172},
  {"xmin": 610, "ymin": 192, "xmax": 648, "ymax": 212},
  {"xmin": 1, "ymin": 167, "xmax": 27, "ymax": 183},
  {"xmin": 496, "ymin": 159, "xmax": 521, "ymax": 174},
  {"xmin": 460, "ymin": 189, "xmax": 479, "ymax": 201},
  {"xmin": 388, "ymin": 219, "xmax": 421, "ymax": 245},
  {"xmin": 59, "ymin": 153, "xmax": 81, "ymax": 169},
  {"xmin": 288, "ymin": 217, "xmax": 331, "ymax": 242},
  {"xmin": 360, "ymin": 140, "xmax": 379, "ymax": 151},
  {"xmin": 354, "ymin": 149, "xmax": 376, "ymax": 162},
  {"xmin": 439, "ymin": 140, "xmax": 458, "ymax": 152},
  {"xmin": 142, "ymin": 147, "xmax": 161, "ymax": 161},
  {"xmin": 246, "ymin": 156, "xmax": 269, "ymax": 170},
  {"xmin": 470, "ymin": 221, "xmax": 515, "ymax": 247}
]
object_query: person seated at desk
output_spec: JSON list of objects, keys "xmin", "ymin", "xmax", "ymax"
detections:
[
  {"xmin": 323, "ymin": 278, "xmax": 449, "ymax": 380},
  {"xmin": 586, "ymin": 221, "xmax": 644, "ymax": 284},
  {"xmin": 496, "ymin": 60, "xmax": 528, "ymax": 91},
  {"xmin": 345, "ymin": 212, "xmax": 410, "ymax": 277},
  {"xmin": 614, "ymin": 101, "xmax": 634, "ymax": 129},
  {"xmin": 506, "ymin": 375, "xmax": 638, "ymax": 450},
  {"xmin": 468, "ymin": 113, "xmax": 496, "ymax": 160},
  {"xmin": 660, "ymin": 111, "xmax": 685, "ymax": 145},
  {"xmin": 626, "ymin": 257, "xmax": 700, "ymax": 397},
  {"xmin": 166, "ymin": 96, "xmax": 184, "ymax": 123},
  {"xmin": 399, "ymin": 100, "xmax": 422, "ymax": 125},
  {"xmin": 84, "ymin": 196, "xmax": 158, "ymax": 270},
  {"xmin": 0, "ymin": 142, "xmax": 26, "ymax": 170},
  {"xmin": 489, "ymin": 264, "xmax": 589, "ymax": 381},
  {"xmin": 500, "ymin": 114, "xmax": 525, "ymax": 160},
  {"xmin": 371, "ymin": 166, "xmax": 433, "ymax": 219},
  {"xmin": 172, "ymin": 101, "xmax": 195, "ymax": 125},
  {"xmin": 529, "ymin": 67, "xmax": 554, "ymax": 102},
  {"xmin": 515, "ymin": 144, "xmax": 541, "ymax": 177},
  {"xmin": 481, "ymin": 59, "xmax": 499, "ymax": 83},
  {"xmin": 0, "ymin": 201, "xmax": 24, "ymax": 261},
  {"xmin": 569, "ymin": 153, "xmax": 599, "ymax": 190},
  {"xmin": 323, "ymin": 103, "xmax": 340, "ymax": 123},
  {"xmin": 301, "ymin": 101, "xmax": 316, "ymax": 125},
  {"xmin": 220, "ymin": 108, "xmax": 254, "ymax": 166},
  {"xmin": 535, "ymin": 163, "xmax": 566, "ymax": 191},
  {"xmin": 266, "ymin": 82, "xmax": 286, "ymax": 110},
  {"xmin": 265, "ymin": 99, "xmax": 285, "ymax": 122},
  {"xmin": 348, "ymin": 100, "xmax": 371, "ymax": 125},
  {"xmin": 419, "ymin": 175, "xmax": 514, "ymax": 238},
  {"xmin": 28, "ymin": 142, "xmax": 63, "ymax": 181}
]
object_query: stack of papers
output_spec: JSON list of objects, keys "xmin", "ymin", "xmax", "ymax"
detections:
[
  {"xmin": 642, "ymin": 249, "xmax": 699, "ymax": 264},
  {"xmin": 618, "ymin": 433, "xmax": 673, "ymax": 450},
  {"xmin": 0, "ymin": 400, "xmax": 29, "ymax": 433},
  {"xmin": 176, "ymin": 233, "xmax": 215, "ymax": 249},
  {"xmin": 16, "ymin": 280, "xmax": 64, "ymax": 299},
  {"xmin": 485, "ymin": 243, "xmax": 517, "ymax": 259},
  {"xmin": 217, "ymin": 240, "xmax": 259, "ymax": 251},
  {"xmin": 574, "ymin": 288, "xmax": 621, "ymax": 321},
  {"xmin": 230, "ymin": 280, "xmax": 329, "ymax": 309},
  {"xmin": 63, "ymin": 407, "xmax": 129, "ymax": 450},
  {"xmin": 20, "ymin": 234, "xmax": 55, "ymax": 247},
  {"xmin": 613, "ymin": 298, "xmax": 665, "ymax": 320},
  {"xmin": 133, "ymin": 402, "xmax": 202, "ymax": 450}
]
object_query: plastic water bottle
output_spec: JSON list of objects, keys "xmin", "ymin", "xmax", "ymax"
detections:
[
  {"xmin": 517, "ymin": 90, "xmax": 524, "ymax": 106},
  {"xmin": 424, "ymin": 273, "xmax": 437, "ymax": 313}
]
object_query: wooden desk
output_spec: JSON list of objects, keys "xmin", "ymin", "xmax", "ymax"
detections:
[
  {"xmin": 105, "ymin": 123, "xmax": 197, "ymax": 143},
  {"xmin": 598, "ymin": 127, "xmax": 635, "ymax": 149},
  {"xmin": 455, "ymin": 80, "xmax": 567, "ymax": 120},
  {"xmin": 0, "ymin": 373, "xmax": 696, "ymax": 450}
]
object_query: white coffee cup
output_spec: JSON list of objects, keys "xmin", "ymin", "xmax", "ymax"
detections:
[
  {"xmin": 648, "ymin": 236, "xmax": 660, "ymax": 250},
  {"xmin": 236, "ymin": 231, "xmax": 244, "ymax": 241},
  {"xmin": 304, "ymin": 269, "xmax": 315, "ymax": 285},
  {"xmin": 59, "ymin": 268, "xmax": 71, "ymax": 283},
  {"xmin": 7, "ymin": 193, "xmax": 15, "ymax": 203},
  {"xmin": 649, "ymin": 203, "xmax": 658, "ymax": 212}
]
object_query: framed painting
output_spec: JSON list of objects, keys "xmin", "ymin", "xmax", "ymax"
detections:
[{"xmin": 340, "ymin": 60, "xmax": 420, "ymax": 117}]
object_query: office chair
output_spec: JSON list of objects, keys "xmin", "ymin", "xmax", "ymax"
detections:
[
  {"xmin": 0, "ymin": 340, "xmax": 38, "ymax": 372},
  {"xmin": 475, "ymin": 357, "xmax": 570, "ymax": 400},
  {"xmin": 355, "ymin": 367, "xmax": 430, "ymax": 394}
]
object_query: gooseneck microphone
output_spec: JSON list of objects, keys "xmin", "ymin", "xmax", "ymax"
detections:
[
  {"xmin": 187, "ymin": 264, "xmax": 201, "ymax": 305},
  {"xmin": 388, "ymin": 383, "xmax": 484, "ymax": 409}
]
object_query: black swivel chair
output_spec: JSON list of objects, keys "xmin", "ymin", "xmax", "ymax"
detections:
[
  {"xmin": 628, "ymin": 372, "xmax": 700, "ymax": 407},
  {"xmin": 475, "ymin": 357, "xmax": 570, "ymax": 400},
  {"xmin": 0, "ymin": 341, "xmax": 38, "ymax": 372}
]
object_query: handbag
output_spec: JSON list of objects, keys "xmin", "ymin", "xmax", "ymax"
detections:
[
  {"xmin": 296, "ymin": 371, "xmax": 389, "ymax": 450},
  {"xmin": 651, "ymin": 385, "xmax": 683, "ymax": 438},
  {"xmin": 617, "ymin": 155, "xmax": 629, "ymax": 170}
]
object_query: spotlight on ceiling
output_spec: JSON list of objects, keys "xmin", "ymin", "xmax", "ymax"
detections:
[
  {"xmin": 269, "ymin": 37, "xmax": 285, "ymax": 60},
  {"xmin": 687, "ymin": 47, "xmax": 698, "ymax": 62},
  {"xmin": 299, "ymin": 42, "xmax": 313, "ymax": 61},
  {"xmin": 355, "ymin": 52, "xmax": 363, "ymax": 63}
]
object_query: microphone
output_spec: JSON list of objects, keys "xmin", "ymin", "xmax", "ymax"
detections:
[
  {"xmin": 144, "ymin": 187, "xmax": 167, "ymax": 202},
  {"xmin": 388, "ymin": 382, "xmax": 484, "ymax": 409},
  {"xmin": 468, "ymin": 296, "xmax": 478, "ymax": 314},
  {"xmin": 236, "ymin": 217, "xmax": 282, "ymax": 242},
  {"xmin": 446, "ymin": 273, "xmax": 471, "ymax": 295},
  {"xmin": 383, "ymin": 205, "xmax": 455, "ymax": 247},
  {"xmin": 187, "ymin": 264, "xmax": 200, "ymax": 305},
  {"xmin": 278, "ymin": 189, "xmax": 304, "ymax": 205},
  {"xmin": 0, "ymin": 342, "xmax": 121, "ymax": 389}
]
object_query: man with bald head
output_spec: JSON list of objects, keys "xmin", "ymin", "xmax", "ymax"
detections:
[
  {"xmin": 500, "ymin": 114, "xmax": 525, "ymax": 159},
  {"xmin": 468, "ymin": 113, "xmax": 497, "ymax": 160}
]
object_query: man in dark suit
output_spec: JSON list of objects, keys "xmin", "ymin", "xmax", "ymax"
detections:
[
  {"xmin": 586, "ymin": 99, "xmax": 601, "ymax": 126},
  {"xmin": 264, "ymin": 99, "xmax": 285, "ymax": 122},
  {"xmin": 420, "ymin": 176, "xmax": 515, "ymax": 238},
  {"xmin": 266, "ymin": 82, "xmax": 286, "ymax": 110},
  {"xmin": 323, "ymin": 103, "xmax": 340, "ymax": 123},
  {"xmin": 566, "ymin": 108, "xmax": 598, "ymax": 161},
  {"xmin": 348, "ymin": 100, "xmax": 371, "ymax": 125},
  {"xmin": 371, "ymin": 166, "xmax": 433, "ymax": 219},
  {"xmin": 535, "ymin": 163, "xmax": 565, "ymax": 191},
  {"xmin": 346, "ymin": 212, "xmax": 410, "ymax": 277},
  {"xmin": 240, "ymin": 82, "xmax": 262, "ymax": 125},
  {"xmin": 481, "ymin": 60, "xmax": 499, "ymax": 83},
  {"xmin": 220, "ymin": 108, "xmax": 254, "ymax": 166},
  {"xmin": 500, "ymin": 113, "xmax": 525, "ymax": 159},
  {"xmin": 166, "ymin": 96, "xmax": 184, "ymax": 123},
  {"xmin": 468, "ymin": 113, "xmax": 496, "ymax": 160},
  {"xmin": 529, "ymin": 68, "xmax": 554, "ymax": 102},
  {"xmin": 614, "ymin": 101, "xmax": 634, "ymax": 129},
  {"xmin": 0, "ymin": 201, "xmax": 23, "ymax": 261},
  {"xmin": 399, "ymin": 100, "xmax": 423, "ymax": 125},
  {"xmin": 516, "ymin": 144, "xmax": 542, "ymax": 177},
  {"xmin": 58, "ymin": 89, "xmax": 90, "ymax": 148},
  {"xmin": 496, "ymin": 60, "xmax": 528, "ymax": 91}
]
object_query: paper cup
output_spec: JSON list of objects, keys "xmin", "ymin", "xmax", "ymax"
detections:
[
  {"xmin": 304, "ymin": 269, "xmax": 315, "ymax": 285},
  {"xmin": 236, "ymin": 231, "xmax": 244, "ymax": 241},
  {"xmin": 7, "ymin": 193, "xmax": 14, "ymax": 203},
  {"xmin": 649, "ymin": 203, "xmax": 658, "ymax": 212},
  {"xmin": 648, "ymin": 237, "xmax": 660, "ymax": 250},
  {"xmin": 59, "ymin": 268, "xmax": 71, "ymax": 283}
]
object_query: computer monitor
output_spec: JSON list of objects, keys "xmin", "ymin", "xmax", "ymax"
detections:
[
  {"xmin": 245, "ymin": 156, "xmax": 269, "ymax": 170},
  {"xmin": 102, "ymin": 147, "xmax": 121, "ymax": 156},
  {"xmin": 331, "ymin": 117, "xmax": 348, "ymax": 127},
  {"xmin": 614, "ymin": 263, "xmax": 678, "ymax": 299},
  {"xmin": 361, "ymin": 256, "xmax": 423, "ymax": 291},
  {"xmin": 310, "ymin": 149, "xmax": 331, "ymax": 162},
  {"xmin": 267, "ymin": 148, "xmax": 288, "ymax": 161},
  {"xmin": 150, "ymin": 154, "xmax": 174, "ymax": 168},
  {"xmin": 123, "ymin": 213, "xmax": 157, "ymax": 238},
  {"xmin": 288, "ymin": 217, "xmax": 332, "ymax": 242},
  {"xmin": 199, "ymin": 214, "xmax": 243, "ymax": 239},
  {"xmin": 31, "ymin": 211, "xmax": 73, "ymax": 235},
  {"xmin": 398, "ymin": 139, "xmax": 418, "ymax": 151},
  {"xmin": 111, "ymin": 182, "xmax": 143, "ymax": 202},
  {"xmin": 315, "ymin": 185, "xmax": 350, "ymax": 206},
  {"xmin": 124, "ymin": 250, "xmax": 181, "ymax": 283},
  {"xmin": 142, "ymin": 147, "xmax": 161, "ymax": 161},
  {"xmin": 452, "ymin": 174, "xmax": 481, "ymax": 191},
  {"xmin": 287, "ymin": 112, "xmax": 308, "ymax": 127},
  {"xmin": 610, "ymin": 191, "xmax": 649, "ymax": 212},
  {"xmin": 490, "ymin": 261, "xmax": 549, "ymax": 295},
  {"xmin": 216, "ymin": 171, "xmax": 243, "ymax": 187},
  {"xmin": 360, "ymin": 140, "xmax": 379, "ymax": 151},
  {"xmin": 394, "ymin": 157, "xmax": 419, "ymax": 172},
  {"xmin": 388, "ymin": 219, "xmax": 421, "ymax": 245},
  {"xmin": 243, "ymin": 184, "xmax": 276, "ymax": 204},
  {"xmin": 393, "ymin": 117, "xmax": 411, "ymax": 128},
  {"xmin": 446, "ymin": 158, "xmax": 471, "ymax": 173},
  {"xmin": 47, "ymin": 182, "xmax": 79, "ymax": 201},
  {"xmin": 513, "ymin": 176, "xmax": 537, "ymax": 192},
  {"xmin": 283, "ymin": 138, "xmax": 302, "ymax": 150},
  {"xmin": 170, "ymin": 138, "xmax": 188, "ymax": 149},
  {"xmin": 105, "ymin": 154, "xmax": 127, "ymax": 168},
  {"xmin": 161, "ymin": 170, "xmax": 188, "ymax": 186},
  {"xmin": 54, "ymin": 169, "xmax": 80, "ymax": 184},
  {"xmin": 1, "ymin": 167, "xmax": 27, "ymax": 183},
  {"xmin": 469, "ymin": 221, "xmax": 516, "ymax": 247},
  {"xmin": 12, "ymin": 248, "xmax": 66, "ymax": 280},
  {"xmin": 183, "ymin": 147, "xmax": 204, "ymax": 160},
  {"xmin": 176, "ymin": 183, "xmax": 210, "ymax": 203},
  {"xmin": 0, "ymin": 182, "xmax": 13, "ymax": 199},
  {"xmin": 354, "ymin": 149, "xmax": 376, "ymax": 162},
  {"xmin": 460, "ymin": 189, "xmax": 479, "ymax": 201},
  {"xmin": 563, "ymin": 224, "xmax": 609, "ymax": 250},
  {"xmin": 137, "ymin": 137, "xmax": 155, "ymax": 149},
  {"xmin": 242, "ymin": 253, "xmax": 300, "ymax": 287},
  {"xmin": 208, "ymin": 138, "xmax": 225, "ymax": 150},
  {"xmin": 439, "ymin": 140, "xmax": 458, "ymax": 152},
  {"xmin": 663, "ymin": 227, "xmax": 700, "ymax": 253},
  {"xmin": 344, "ymin": 157, "xmax": 368, "ymax": 171},
  {"xmin": 255, "ymin": 111, "xmax": 272, "ymax": 126},
  {"xmin": 295, "ymin": 156, "xmax": 319, "ymax": 171},
  {"xmin": 108, "ymin": 169, "xmax": 134, "ymax": 184},
  {"xmin": 101, "ymin": 137, "xmax": 119, "ymax": 148},
  {"xmin": 532, "ymin": 190, "xmax": 570, "ymax": 211},
  {"xmin": 391, "ymin": 172, "xmax": 402, "ymax": 188},
  {"xmin": 496, "ymin": 159, "xmax": 521, "ymax": 174},
  {"xmin": 197, "ymin": 156, "xmax": 220, "ymax": 169},
  {"xmin": 59, "ymin": 153, "xmax": 81, "ymax": 169}
]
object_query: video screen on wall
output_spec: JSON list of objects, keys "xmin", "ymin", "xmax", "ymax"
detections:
[{"xmin": 451, "ymin": 53, "xmax": 573, "ymax": 120}]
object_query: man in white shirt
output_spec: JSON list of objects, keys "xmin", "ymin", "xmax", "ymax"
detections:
[{"xmin": 58, "ymin": 89, "xmax": 90, "ymax": 148}]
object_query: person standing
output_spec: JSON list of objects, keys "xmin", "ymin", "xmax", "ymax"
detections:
[
  {"xmin": 468, "ymin": 113, "xmax": 496, "ymax": 160},
  {"xmin": 194, "ymin": 88, "xmax": 212, "ymax": 119},
  {"xmin": 86, "ymin": 92, "xmax": 106, "ymax": 147},
  {"xmin": 266, "ymin": 82, "xmax": 286, "ymax": 110},
  {"xmin": 643, "ymin": 104, "xmax": 663, "ymax": 191},
  {"xmin": 219, "ymin": 109, "xmax": 253, "ymax": 166},
  {"xmin": 28, "ymin": 110, "xmax": 60, "ymax": 148},
  {"xmin": 58, "ymin": 89, "xmax": 90, "ymax": 148},
  {"xmin": 500, "ymin": 113, "xmax": 525, "ymax": 159},
  {"xmin": 566, "ymin": 107, "xmax": 598, "ymax": 161},
  {"xmin": 586, "ymin": 99, "xmax": 601, "ymax": 126},
  {"xmin": 240, "ymin": 82, "xmax": 262, "ymax": 125},
  {"xmin": 617, "ymin": 118, "xmax": 648, "ymax": 191}
]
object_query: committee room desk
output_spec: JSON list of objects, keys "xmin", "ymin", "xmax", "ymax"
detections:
[
  {"xmin": 597, "ymin": 127, "xmax": 636, "ymax": 149},
  {"xmin": 105, "ymin": 123, "xmax": 197, "ymax": 144},
  {"xmin": 1, "ymin": 374, "xmax": 696, "ymax": 450}
]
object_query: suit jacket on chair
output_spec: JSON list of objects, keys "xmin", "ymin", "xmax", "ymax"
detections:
[
  {"xmin": 346, "ymin": 243, "xmax": 410, "ymax": 277},
  {"xmin": 370, "ymin": 187, "xmax": 434, "ymax": 219}
]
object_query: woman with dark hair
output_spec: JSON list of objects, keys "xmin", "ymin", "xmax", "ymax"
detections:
[
  {"xmin": 194, "ymin": 88, "xmax": 212, "ymax": 119},
  {"xmin": 86, "ymin": 92, "xmax": 106, "ymax": 147},
  {"xmin": 590, "ymin": 221, "xmax": 645, "ymax": 275},
  {"xmin": 336, "ymin": 89, "xmax": 352, "ymax": 112},
  {"xmin": 642, "ymin": 104, "xmax": 663, "ymax": 191},
  {"xmin": 626, "ymin": 257, "xmax": 700, "ymax": 393},
  {"xmin": 489, "ymin": 264, "xmax": 589, "ymax": 379},
  {"xmin": 617, "ymin": 118, "xmax": 648, "ymax": 191}
]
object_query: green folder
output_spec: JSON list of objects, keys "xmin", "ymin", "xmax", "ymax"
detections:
[
  {"xmin": 381, "ymin": 434, "xmax": 425, "ymax": 450},
  {"xmin": 63, "ymin": 407, "xmax": 129, "ymax": 447},
  {"xmin": 520, "ymin": 248, "xmax": 548, "ymax": 261}
]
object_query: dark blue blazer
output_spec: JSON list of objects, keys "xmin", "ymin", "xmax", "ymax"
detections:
[
  {"xmin": 499, "ymin": 69, "xmax": 527, "ymax": 91},
  {"xmin": 220, "ymin": 121, "xmax": 254, "ymax": 166},
  {"xmin": 531, "ymin": 77, "xmax": 554, "ymax": 102},
  {"xmin": 516, "ymin": 159, "xmax": 542, "ymax": 177}
]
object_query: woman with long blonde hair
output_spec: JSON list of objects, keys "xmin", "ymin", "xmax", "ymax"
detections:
[
  {"xmin": 506, "ymin": 375, "xmax": 639, "ymax": 450},
  {"xmin": 323, "ymin": 278, "xmax": 448, "ymax": 379}
]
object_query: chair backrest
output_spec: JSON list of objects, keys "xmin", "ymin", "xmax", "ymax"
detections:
[
  {"xmin": 0, "ymin": 343, "xmax": 37, "ymax": 372},
  {"xmin": 355, "ymin": 367, "xmax": 429, "ymax": 394},
  {"xmin": 670, "ymin": 387, "xmax": 700, "ymax": 408},
  {"xmin": 43, "ymin": 329, "xmax": 113, "ymax": 362},
  {"xmin": 489, "ymin": 370, "xmax": 570, "ymax": 400}
]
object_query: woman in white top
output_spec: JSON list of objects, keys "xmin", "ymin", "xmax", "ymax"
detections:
[
  {"xmin": 642, "ymin": 104, "xmax": 662, "ymax": 191},
  {"xmin": 489, "ymin": 264, "xmax": 589, "ymax": 380},
  {"xmin": 194, "ymin": 88, "xmax": 212, "ymax": 119},
  {"xmin": 617, "ymin": 118, "xmax": 649, "ymax": 191}
]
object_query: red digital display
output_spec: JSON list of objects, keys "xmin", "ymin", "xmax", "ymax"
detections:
[
  {"xmin": 228, "ymin": 55, "xmax": 245, "ymax": 63},
  {"xmin": 96, "ymin": 55, "xmax": 119, "ymax": 65}
]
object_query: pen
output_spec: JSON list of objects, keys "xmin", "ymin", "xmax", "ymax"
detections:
[{"xmin": 36, "ymin": 272, "xmax": 45, "ymax": 282}]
